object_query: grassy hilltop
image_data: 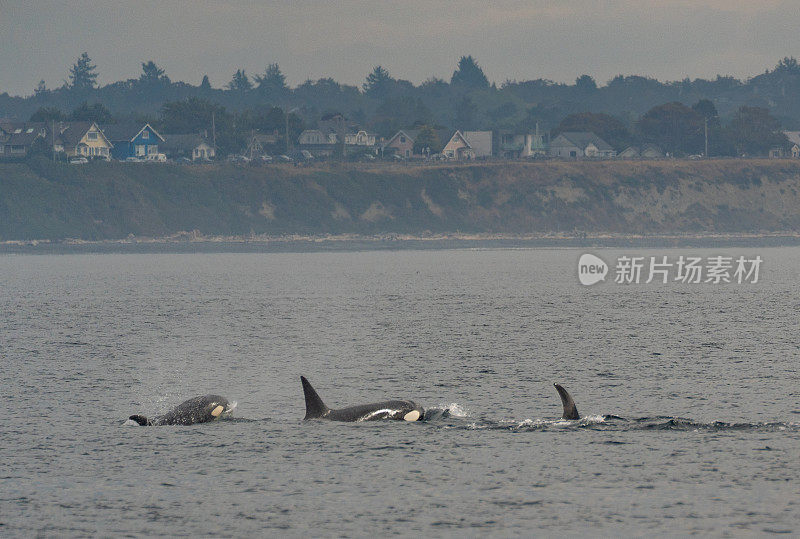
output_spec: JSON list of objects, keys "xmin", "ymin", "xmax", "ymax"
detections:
[{"xmin": 3, "ymin": 159, "xmax": 800, "ymax": 241}]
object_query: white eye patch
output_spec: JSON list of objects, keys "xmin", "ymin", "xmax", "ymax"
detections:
[
  {"xmin": 211, "ymin": 405, "xmax": 224, "ymax": 417},
  {"xmin": 403, "ymin": 410, "xmax": 420, "ymax": 422}
]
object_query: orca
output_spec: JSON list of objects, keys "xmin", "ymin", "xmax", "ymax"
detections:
[
  {"xmin": 128, "ymin": 394, "xmax": 235, "ymax": 426},
  {"xmin": 554, "ymin": 383, "xmax": 580, "ymax": 420},
  {"xmin": 301, "ymin": 376, "xmax": 424, "ymax": 422}
]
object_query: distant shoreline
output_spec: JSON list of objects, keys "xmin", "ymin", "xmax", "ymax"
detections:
[{"xmin": 3, "ymin": 232, "xmax": 799, "ymax": 254}]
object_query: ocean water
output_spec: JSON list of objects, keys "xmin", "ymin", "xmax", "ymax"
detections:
[{"xmin": 1, "ymin": 247, "xmax": 799, "ymax": 536}]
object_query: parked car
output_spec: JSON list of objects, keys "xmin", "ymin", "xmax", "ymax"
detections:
[
  {"xmin": 276, "ymin": 154, "xmax": 294, "ymax": 163},
  {"xmin": 300, "ymin": 150, "xmax": 314, "ymax": 161},
  {"xmin": 145, "ymin": 153, "xmax": 167, "ymax": 162},
  {"xmin": 124, "ymin": 156, "xmax": 143, "ymax": 163},
  {"xmin": 259, "ymin": 155, "xmax": 273, "ymax": 163},
  {"xmin": 69, "ymin": 156, "xmax": 88, "ymax": 165}
]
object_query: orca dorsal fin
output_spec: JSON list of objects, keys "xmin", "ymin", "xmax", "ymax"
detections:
[
  {"xmin": 129, "ymin": 414, "xmax": 150, "ymax": 426},
  {"xmin": 554, "ymin": 383, "xmax": 580, "ymax": 420},
  {"xmin": 301, "ymin": 376, "xmax": 330, "ymax": 419}
]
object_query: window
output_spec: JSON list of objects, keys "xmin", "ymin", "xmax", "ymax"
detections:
[
  {"xmin": 136, "ymin": 145, "xmax": 146, "ymax": 156},
  {"xmin": 400, "ymin": 136, "xmax": 406, "ymax": 143},
  {"xmin": 87, "ymin": 131, "xmax": 98, "ymax": 141},
  {"xmin": 142, "ymin": 131, "xmax": 149, "ymax": 139}
]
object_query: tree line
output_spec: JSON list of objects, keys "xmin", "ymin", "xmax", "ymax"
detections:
[{"xmin": 5, "ymin": 53, "xmax": 799, "ymax": 157}]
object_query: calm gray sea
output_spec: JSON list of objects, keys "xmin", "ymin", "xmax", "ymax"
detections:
[{"xmin": 1, "ymin": 247, "xmax": 799, "ymax": 537}]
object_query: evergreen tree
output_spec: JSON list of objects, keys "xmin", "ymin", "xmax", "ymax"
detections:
[
  {"xmin": 69, "ymin": 52, "xmax": 98, "ymax": 90},
  {"xmin": 227, "ymin": 69, "xmax": 253, "ymax": 91},
  {"xmin": 254, "ymin": 63, "xmax": 287, "ymax": 95},
  {"xmin": 34, "ymin": 80, "xmax": 47, "ymax": 96},
  {"xmin": 200, "ymin": 75, "xmax": 212, "ymax": 90},
  {"xmin": 363, "ymin": 66, "xmax": 394, "ymax": 98},
  {"xmin": 451, "ymin": 56, "xmax": 489, "ymax": 89},
  {"xmin": 575, "ymin": 75, "xmax": 597, "ymax": 92},
  {"xmin": 140, "ymin": 61, "xmax": 169, "ymax": 84}
]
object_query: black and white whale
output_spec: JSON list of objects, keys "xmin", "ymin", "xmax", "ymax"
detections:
[
  {"xmin": 301, "ymin": 376, "xmax": 424, "ymax": 422},
  {"xmin": 127, "ymin": 394, "xmax": 235, "ymax": 426},
  {"xmin": 554, "ymin": 383, "xmax": 580, "ymax": 420}
]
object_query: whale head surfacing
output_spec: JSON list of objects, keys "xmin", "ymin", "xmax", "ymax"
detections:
[{"xmin": 128, "ymin": 395, "xmax": 234, "ymax": 426}]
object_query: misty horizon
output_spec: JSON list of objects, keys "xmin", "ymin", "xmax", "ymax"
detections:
[{"xmin": 2, "ymin": 0, "xmax": 800, "ymax": 97}]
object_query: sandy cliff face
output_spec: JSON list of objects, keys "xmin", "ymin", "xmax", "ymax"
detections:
[{"xmin": 4, "ymin": 159, "xmax": 800, "ymax": 240}]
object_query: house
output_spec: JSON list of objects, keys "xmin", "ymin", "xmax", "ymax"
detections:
[
  {"xmin": 618, "ymin": 144, "xmax": 663, "ymax": 159},
  {"xmin": 640, "ymin": 144, "xmax": 664, "ymax": 158},
  {"xmin": 0, "ymin": 121, "xmax": 47, "ymax": 159},
  {"xmin": 245, "ymin": 132, "xmax": 279, "ymax": 159},
  {"xmin": 101, "ymin": 123, "xmax": 164, "ymax": 160},
  {"xmin": 783, "ymin": 131, "xmax": 800, "ymax": 158},
  {"xmin": 462, "ymin": 131, "xmax": 493, "ymax": 157},
  {"xmin": 53, "ymin": 122, "xmax": 113, "ymax": 159},
  {"xmin": 161, "ymin": 134, "xmax": 216, "ymax": 161},
  {"xmin": 382, "ymin": 129, "xmax": 420, "ymax": 158},
  {"xmin": 548, "ymin": 131, "xmax": 616, "ymax": 158},
  {"xmin": 495, "ymin": 128, "xmax": 547, "ymax": 158},
  {"xmin": 442, "ymin": 130, "xmax": 476, "ymax": 160},
  {"xmin": 298, "ymin": 128, "xmax": 337, "ymax": 156},
  {"xmin": 344, "ymin": 130, "xmax": 377, "ymax": 149}
]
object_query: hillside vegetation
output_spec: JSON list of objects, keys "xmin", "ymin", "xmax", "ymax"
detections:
[{"xmin": 3, "ymin": 159, "xmax": 800, "ymax": 241}]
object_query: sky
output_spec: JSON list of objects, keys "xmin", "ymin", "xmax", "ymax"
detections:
[{"xmin": 1, "ymin": 0, "xmax": 799, "ymax": 97}]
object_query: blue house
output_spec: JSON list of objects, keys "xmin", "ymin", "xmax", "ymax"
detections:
[{"xmin": 101, "ymin": 123, "xmax": 165, "ymax": 160}]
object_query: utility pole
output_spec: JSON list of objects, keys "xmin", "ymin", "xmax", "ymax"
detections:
[
  {"xmin": 704, "ymin": 117, "xmax": 709, "ymax": 158},
  {"xmin": 212, "ymin": 112, "xmax": 217, "ymax": 156},
  {"xmin": 52, "ymin": 119, "xmax": 55, "ymax": 162},
  {"xmin": 285, "ymin": 109, "xmax": 289, "ymax": 155}
]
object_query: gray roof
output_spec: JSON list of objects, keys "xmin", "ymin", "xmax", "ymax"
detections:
[
  {"xmin": 54, "ymin": 122, "xmax": 95, "ymax": 147},
  {"xmin": 784, "ymin": 131, "xmax": 800, "ymax": 146},
  {"xmin": 383, "ymin": 129, "xmax": 420, "ymax": 147},
  {"xmin": 2, "ymin": 122, "xmax": 46, "ymax": 146},
  {"xmin": 554, "ymin": 131, "xmax": 614, "ymax": 151},
  {"xmin": 101, "ymin": 122, "xmax": 164, "ymax": 143}
]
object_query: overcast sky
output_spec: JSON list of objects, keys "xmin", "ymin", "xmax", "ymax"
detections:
[{"xmin": 1, "ymin": 0, "xmax": 799, "ymax": 97}]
